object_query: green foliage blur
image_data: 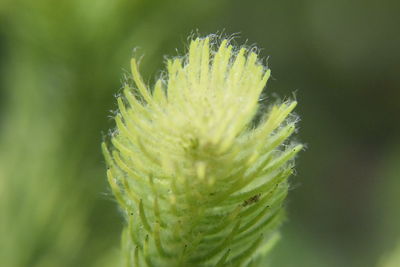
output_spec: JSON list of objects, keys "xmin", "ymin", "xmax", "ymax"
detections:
[{"xmin": 0, "ymin": 0, "xmax": 399, "ymax": 266}]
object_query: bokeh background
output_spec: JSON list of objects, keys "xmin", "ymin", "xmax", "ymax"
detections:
[{"xmin": 1, "ymin": 0, "xmax": 399, "ymax": 266}]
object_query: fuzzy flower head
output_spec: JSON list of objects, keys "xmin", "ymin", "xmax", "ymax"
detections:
[{"xmin": 103, "ymin": 36, "xmax": 302, "ymax": 266}]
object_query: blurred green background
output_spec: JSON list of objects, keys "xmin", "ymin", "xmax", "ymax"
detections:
[{"xmin": 0, "ymin": 0, "xmax": 399, "ymax": 266}]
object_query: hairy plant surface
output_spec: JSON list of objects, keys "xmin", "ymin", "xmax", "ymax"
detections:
[{"xmin": 103, "ymin": 36, "xmax": 302, "ymax": 266}]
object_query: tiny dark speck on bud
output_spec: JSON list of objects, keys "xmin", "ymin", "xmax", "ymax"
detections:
[{"xmin": 242, "ymin": 193, "xmax": 261, "ymax": 207}]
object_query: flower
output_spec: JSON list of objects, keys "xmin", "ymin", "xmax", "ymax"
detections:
[{"xmin": 103, "ymin": 35, "xmax": 302, "ymax": 266}]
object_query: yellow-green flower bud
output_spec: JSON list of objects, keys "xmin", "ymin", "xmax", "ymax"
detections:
[{"xmin": 103, "ymin": 36, "xmax": 302, "ymax": 266}]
